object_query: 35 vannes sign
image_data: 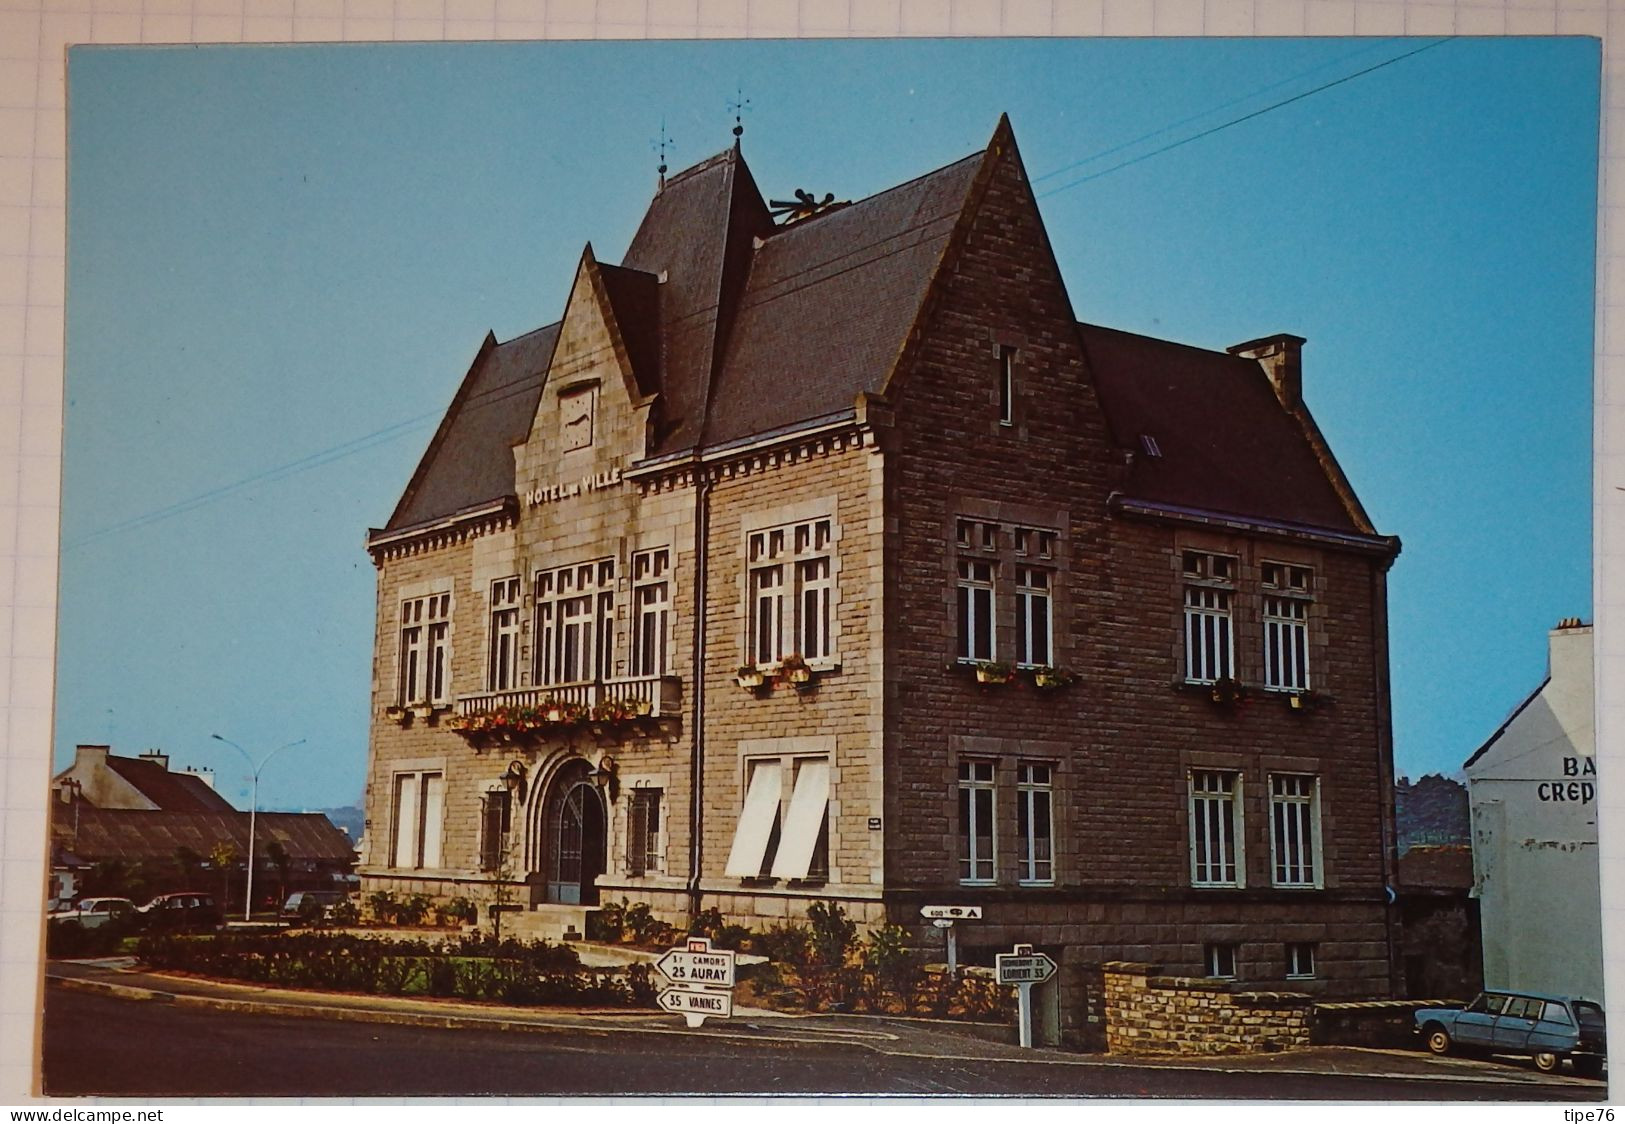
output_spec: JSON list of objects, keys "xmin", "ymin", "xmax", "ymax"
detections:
[{"xmin": 524, "ymin": 467, "xmax": 623, "ymax": 507}]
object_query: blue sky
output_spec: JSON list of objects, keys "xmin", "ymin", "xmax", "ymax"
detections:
[{"xmin": 59, "ymin": 37, "xmax": 1597, "ymax": 811}]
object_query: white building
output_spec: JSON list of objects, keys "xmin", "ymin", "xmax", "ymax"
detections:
[{"xmin": 1463, "ymin": 619, "xmax": 1601, "ymax": 999}]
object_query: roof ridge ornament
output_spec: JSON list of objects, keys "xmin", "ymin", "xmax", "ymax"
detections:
[
  {"xmin": 728, "ymin": 85, "xmax": 751, "ymax": 139},
  {"xmin": 651, "ymin": 119, "xmax": 672, "ymax": 191}
]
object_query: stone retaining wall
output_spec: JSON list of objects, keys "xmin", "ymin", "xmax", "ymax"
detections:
[{"xmin": 1102, "ymin": 961, "xmax": 1313, "ymax": 1055}]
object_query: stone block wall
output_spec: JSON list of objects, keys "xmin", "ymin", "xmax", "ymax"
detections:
[{"xmin": 1102, "ymin": 962, "xmax": 1313, "ymax": 1055}]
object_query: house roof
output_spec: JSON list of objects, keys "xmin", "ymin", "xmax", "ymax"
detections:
[
  {"xmin": 703, "ymin": 152, "xmax": 982, "ymax": 448},
  {"xmin": 104, "ymin": 755, "xmax": 236, "ymax": 813},
  {"xmin": 1398, "ymin": 844, "xmax": 1474, "ymax": 891},
  {"xmin": 52, "ymin": 808, "xmax": 356, "ymax": 866},
  {"xmin": 1079, "ymin": 323, "xmax": 1362, "ymax": 534},
  {"xmin": 380, "ymin": 120, "xmax": 1379, "ymax": 543},
  {"xmin": 387, "ymin": 323, "xmax": 560, "ymax": 531},
  {"xmin": 1462, "ymin": 677, "xmax": 1549, "ymax": 771}
]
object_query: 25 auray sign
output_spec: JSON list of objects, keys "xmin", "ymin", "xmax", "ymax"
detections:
[{"xmin": 524, "ymin": 467, "xmax": 623, "ymax": 507}]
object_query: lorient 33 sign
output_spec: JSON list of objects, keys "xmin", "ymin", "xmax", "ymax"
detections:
[{"xmin": 524, "ymin": 467, "xmax": 623, "ymax": 507}]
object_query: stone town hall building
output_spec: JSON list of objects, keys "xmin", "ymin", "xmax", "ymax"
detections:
[{"xmin": 361, "ymin": 117, "xmax": 1403, "ymax": 1022}]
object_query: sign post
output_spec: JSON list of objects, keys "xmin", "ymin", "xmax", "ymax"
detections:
[
  {"xmin": 995, "ymin": 942, "xmax": 1058, "ymax": 1049},
  {"xmin": 921, "ymin": 905, "xmax": 983, "ymax": 977},
  {"xmin": 654, "ymin": 936, "xmax": 737, "ymax": 1028}
]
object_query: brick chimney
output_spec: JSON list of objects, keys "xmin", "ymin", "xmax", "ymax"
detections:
[
  {"xmin": 138, "ymin": 748, "xmax": 170, "ymax": 771},
  {"xmin": 1228, "ymin": 334, "xmax": 1307, "ymax": 411},
  {"xmin": 74, "ymin": 744, "xmax": 110, "ymax": 771}
]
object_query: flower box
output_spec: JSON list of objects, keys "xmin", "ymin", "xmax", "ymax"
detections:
[{"xmin": 973, "ymin": 661, "xmax": 1015, "ymax": 685}]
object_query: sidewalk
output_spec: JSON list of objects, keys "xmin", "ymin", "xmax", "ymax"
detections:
[{"xmin": 45, "ymin": 957, "xmax": 1602, "ymax": 1091}]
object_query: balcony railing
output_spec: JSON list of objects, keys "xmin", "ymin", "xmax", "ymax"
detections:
[{"xmin": 455, "ymin": 674, "xmax": 682, "ymax": 720}]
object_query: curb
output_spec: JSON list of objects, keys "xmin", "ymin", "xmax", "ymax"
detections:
[{"xmin": 47, "ymin": 973, "xmax": 1600, "ymax": 1089}]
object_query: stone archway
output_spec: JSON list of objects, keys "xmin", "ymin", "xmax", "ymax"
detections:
[{"xmin": 537, "ymin": 758, "xmax": 606, "ymax": 905}]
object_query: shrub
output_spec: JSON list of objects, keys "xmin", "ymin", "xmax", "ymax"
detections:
[
  {"xmin": 589, "ymin": 898, "xmax": 627, "ymax": 943},
  {"xmin": 366, "ymin": 891, "xmax": 398, "ymax": 925},
  {"xmin": 435, "ymin": 897, "xmax": 477, "ymax": 927},
  {"xmin": 46, "ymin": 918, "xmax": 132, "ymax": 959},
  {"xmin": 861, "ymin": 924, "xmax": 918, "ymax": 1007},
  {"xmin": 755, "ymin": 922, "xmax": 812, "ymax": 968},
  {"xmin": 714, "ymin": 923, "xmax": 753, "ymax": 951},
  {"xmin": 806, "ymin": 901, "xmax": 856, "ymax": 968},
  {"xmin": 328, "ymin": 898, "xmax": 360, "ymax": 927},
  {"xmin": 688, "ymin": 906, "xmax": 725, "ymax": 939},
  {"xmin": 625, "ymin": 962, "xmax": 657, "ymax": 1006},
  {"xmin": 397, "ymin": 894, "xmax": 433, "ymax": 927},
  {"xmin": 623, "ymin": 901, "xmax": 657, "ymax": 944}
]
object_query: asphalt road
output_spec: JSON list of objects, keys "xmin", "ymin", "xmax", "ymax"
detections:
[{"xmin": 40, "ymin": 989, "xmax": 1606, "ymax": 1100}]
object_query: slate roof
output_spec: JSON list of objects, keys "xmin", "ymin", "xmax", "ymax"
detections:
[
  {"xmin": 381, "ymin": 122, "xmax": 1376, "ymax": 543},
  {"xmin": 52, "ymin": 808, "xmax": 356, "ymax": 865},
  {"xmin": 1079, "ymin": 323, "xmax": 1361, "ymax": 533},
  {"xmin": 387, "ymin": 324, "xmax": 559, "ymax": 531},
  {"xmin": 706, "ymin": 152, "xmax": 982, "ymax": 448},
  {"xmin": 105, "ymin": 755, "xmax": 236, "ymax": 813}
]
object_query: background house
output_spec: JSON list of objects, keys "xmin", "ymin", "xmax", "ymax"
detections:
[
  {"xmin": 50, "ymin": 745, "xmax": 355, "ymax": 910},
  {"xmin": 1464, "ymin": 619, "xmax": 1600, "ymax": 999}
]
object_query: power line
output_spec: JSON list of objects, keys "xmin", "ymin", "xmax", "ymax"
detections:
[{"xmin": 1037, "ymin": 37, "xmax": 1454, "ymax": 199}]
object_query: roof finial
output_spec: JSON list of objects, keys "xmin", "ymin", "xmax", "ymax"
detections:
[
  {"xmin": 651, "ymin": 119, "xmax": 673, "ymax": 190},
  {"xmin": 728, "ymin": 85, "xmax": 751, "ymax": 140}
]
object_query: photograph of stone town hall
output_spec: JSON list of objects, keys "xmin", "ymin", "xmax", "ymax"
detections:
[
  {"xmin": 360, "ymin": 109, "xmax": 1405, "ymax": 1040},
  {"xmin": 43, "ymin": 35, "xmax": 1599, "ymax": 1095}
]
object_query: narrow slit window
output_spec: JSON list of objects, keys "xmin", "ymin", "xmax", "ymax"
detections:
[{"xmin": 999, "ymin": 345, "xmax": 1015, "ymax": 426}]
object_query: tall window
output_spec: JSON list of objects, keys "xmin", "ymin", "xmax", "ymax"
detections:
[
  {"xmin": 1261, "ymin": 563, "xmax": 1313, "ymax": 692},
  {"xmin": 535, "ymin": 560, "xmax": 615, "ymax": 686},
  {"xmin": 957, "ymin": 560, "xmax": 996, "ymax": 662},
  {"xmin": 998, "ymin": 344, "xmax": 1015, "ymax": 426},
  {"xmin": 631, "ymin": 549, "xmax": 671, "ymax": 677},
  {"xmin": 391, "ymin": 771, "xmax": 444, "ymax": 870},
  {"xmin": 1015, "ymin": 566, "xmax": 1052, "ymax": 667},
  {"xmin": 488, "ymin": 578, "xmax": 521, "ymax": 691},
  {"xmin": 747, "ymin": 519, "xmax": 833, "ymax": 665},
  {"xmin": 479, "ymin": 789, "xmax": 511, "ymax": 871},
  {"xmin": 1189, "ymin": 770, "xmax": 1242, "ymax": 887},
  {"xmin": 627, "ymin": 788, "xmax": 663, "ymax": 876},
  {"xmin": 1016, "ymin": 761, "xmax": 1054, "ymax": 884},
  {"xmin": 1182, "ymin": 550, "xmax": 1236, "ymax": 684},
  {"xmin": 1270, "ymin": 774, "xmax": 1319, "ymax": 887},
  {"xmin": 958, "ymin": 759, "xmax": 996, "ymax": 883},
  {"xmin": 399, "ymin": 593, "xmax": 450, "ymax": 704}
]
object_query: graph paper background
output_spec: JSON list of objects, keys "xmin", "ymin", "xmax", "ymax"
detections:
[{"xmin": 0, "ymin": 0, "xmax": 1618, "ymax": 1106}]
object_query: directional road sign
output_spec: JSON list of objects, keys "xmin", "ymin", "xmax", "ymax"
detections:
[
  {"xmin": 658, "ymin": 982, "xmax": 734, "ymax": 1026},
  {"xmin": 996, "ymin": 950, "xmax": 1058, "ymax": 986},
  {"xmin": 920, "ymin": 905, "xmax": 983, "ymax": 920},
  {"xmin": 655, "ymin": 937, "xmax": 736, "ymax": 987}
]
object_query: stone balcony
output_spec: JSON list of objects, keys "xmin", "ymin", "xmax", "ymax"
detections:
[{"xmin": 454, "ymin": 674, "xmax": 683, "ymax": 721}]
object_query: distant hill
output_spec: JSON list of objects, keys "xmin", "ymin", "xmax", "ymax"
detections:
[
  {"xmin": 1396, "ymin": 774, "xmax": 1470, "ymax": 852},
  {"xmin": 303, "ymin": 805, "xmax": 363, "ymax": 842}
]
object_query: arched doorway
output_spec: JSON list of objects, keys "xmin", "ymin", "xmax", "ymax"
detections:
[{"xmin": 542, "ymin": 760, "xmax": 606, "ymax": 905}]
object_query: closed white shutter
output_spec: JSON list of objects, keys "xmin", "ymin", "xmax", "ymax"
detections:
[
  {"xmin": 393, "ymin": 774, "xmax": 420, "ymax": 869},
  {"xmin": 724, "ymin": 761, "xmax": 783, "ymax": 877},
  {"xmin": 420, "ymin": 773, "xmax": 445, "ymax": 869},
  {"xmin": 770, "ymin": 759, "xmax": 830, "ymax": 880}
]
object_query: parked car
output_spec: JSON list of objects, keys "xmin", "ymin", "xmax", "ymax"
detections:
[
  {"xmin": 1416, "ymin": 990, "xmax": 1606, "ymax": 1077},
  {"xmin": 137, "ymin": 892, "xmax": 222, "ymax": 931},
  {"xmin": 279, "ymin": 890, "xmax": 345, "ymax": 926},
  {"xmin": 47, "ymin": 897, "xmax": 136, "ymax": 929}
]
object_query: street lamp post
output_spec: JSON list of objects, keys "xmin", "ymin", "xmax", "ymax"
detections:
[{"xmin": 210, "ymin": 734, "xmax": 306, "ymax": 922}]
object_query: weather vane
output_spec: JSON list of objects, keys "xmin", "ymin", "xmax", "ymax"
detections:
[
  {"xmin": 728, "ymin": 86, "xmax": 751, "ymax": 139},
  {"xmin": 651, "ymin": 120, "xmax": 673, "ymax": 188}
]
